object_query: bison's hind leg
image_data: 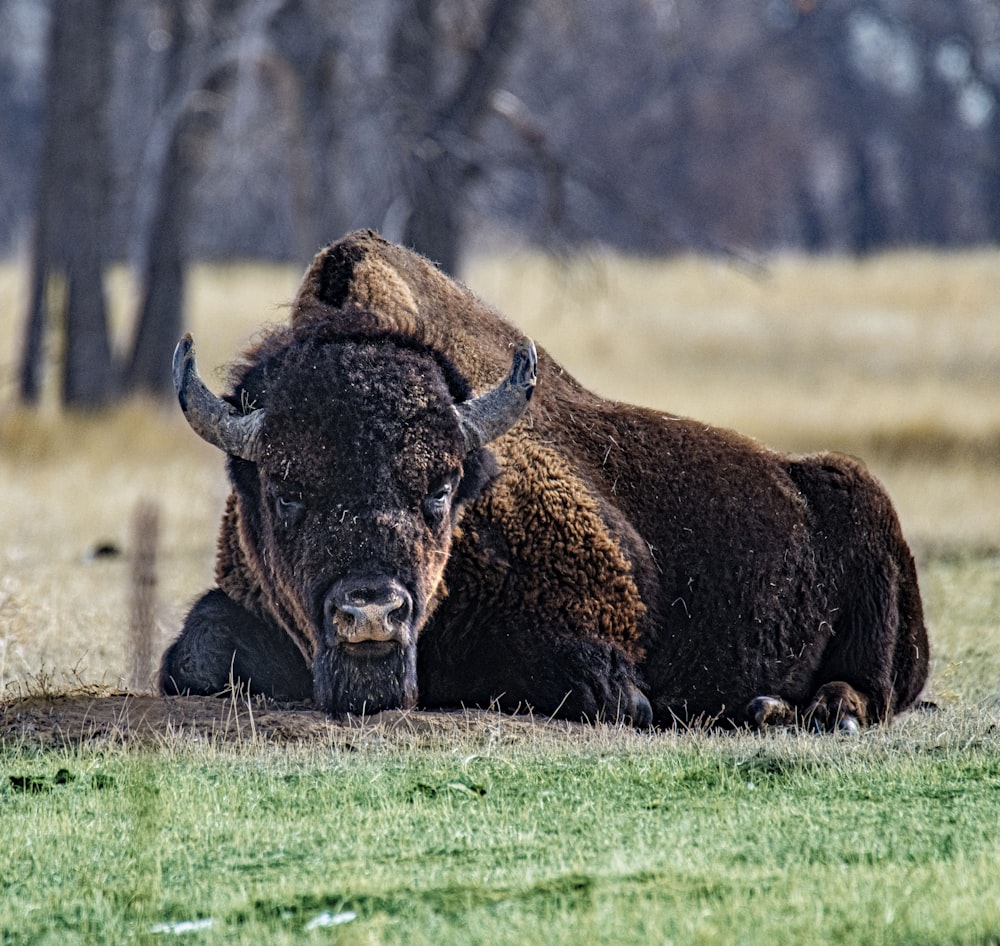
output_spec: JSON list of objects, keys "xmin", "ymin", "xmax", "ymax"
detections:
[
  {"xmin": 803, "ymin": 681, "xmax": 866, "ymax": 733},
  {"xmin": 785, "ymin": 454, "xmax": 930, "ymax": 727},
  {"xmin": 746, "ymin": 695, "xmax": 797, "ymax": 729},
  {"xmin": 746, "ymin": 689, "xmax": 862, "ymax": 733}
]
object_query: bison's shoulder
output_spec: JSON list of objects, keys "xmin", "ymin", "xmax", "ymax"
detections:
[{"xmin": 447, "ymin": 428, "xmax": 649, "ymax": 656}]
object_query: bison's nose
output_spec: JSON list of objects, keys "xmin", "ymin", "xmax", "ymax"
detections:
[{"xmin": 324, "ymin": 578, "xmax": 414, "ymax": 644}]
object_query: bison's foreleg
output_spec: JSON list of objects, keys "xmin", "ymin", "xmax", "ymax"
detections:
[
  {"xmin": 533, "ymin": 636, "xmax": 653, "ymax": 726},
  {"xmin": 418, "ymin": 622, "xmax": 652, "ymax": 727},
  {"xmin": 159, "ymin": 588, "xmax": 312, "ymax": 701}
]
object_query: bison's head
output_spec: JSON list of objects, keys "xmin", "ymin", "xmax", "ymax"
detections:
[{"xmin": 173, "ymin": 322, "xmax": 535, "ymax": 717}]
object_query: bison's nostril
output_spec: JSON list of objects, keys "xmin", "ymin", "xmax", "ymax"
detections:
[{"xmin": 388, "ymin": 592, "xmax": 412, "ymax": 626}]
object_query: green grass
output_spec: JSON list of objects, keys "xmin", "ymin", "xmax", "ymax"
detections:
[
  {"xmin": 3, "ymin": 717, "xmax": 1000, "ymax": 945},
  {"xmin": 922, "ymin": 554, "xmax": 1000, "ymax": 708}
]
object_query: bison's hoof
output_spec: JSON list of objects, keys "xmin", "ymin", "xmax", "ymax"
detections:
[
  {"xmin": 806, "ymin": 705, "xmax": 862, "ymax": 734},
  {"xmin": 747, "ymin": 695, "xmax": 796, "ymax": 729},
  {"xmin": 805, "ymin": 681, "xmax": 869, "ymax": 733},
  {"xmin": 626, "ymin": 686, "xmax": 653, "ymax": 728},
  {"xmin": 808, "ymin": 713, "xmax": 861, "ymax": 734},
  {"xmin": 836, "ymin": 715, "xmax": 861, "ymax": 735}
]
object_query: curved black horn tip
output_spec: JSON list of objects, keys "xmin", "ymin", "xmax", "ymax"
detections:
[
  {"xmin": 173, "ymin": 333, "xmax": 196, "ymax": 408},
  {"xmin": 512, "ymin": 337, "xmax": 538, "ymax": 398}
]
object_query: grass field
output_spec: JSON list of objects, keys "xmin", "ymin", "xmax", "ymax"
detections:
[
  {"xmin": 3, "ymin": 713, "xmax": 1000, "ymax": 944},
  {"xmin": 1, "ymin": 248, "xmax": 999, "ymax": 943}
]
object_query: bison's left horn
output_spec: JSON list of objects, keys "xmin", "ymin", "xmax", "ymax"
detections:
[
  {"xmin": 454, "ymin": 337, "xmax": 537, "ymax": 452},
  {"xmin": 173, "ymin": 333, "xmax": 265, "ymax": 462}
]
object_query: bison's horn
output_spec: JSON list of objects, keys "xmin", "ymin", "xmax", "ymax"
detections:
[
  {"xmin": 173, "ymin": 333, "xmax": 265, "ymax": 462},
  {"xmin": 454, "ymin": 337, "xmax": 537, "ymax": 452}
]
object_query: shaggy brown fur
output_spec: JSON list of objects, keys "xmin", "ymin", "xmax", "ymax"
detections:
[{"xmin": 165, "ymin": 230, "xmax": 930, "ymax": 729}]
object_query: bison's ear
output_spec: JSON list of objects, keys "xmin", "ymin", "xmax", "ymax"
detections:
[
  {"xmin": 453, "ymin": 337, "xmax": 537, "ymax": 453},
  {"xmin": 454, "ymin": 448, "xmax": 499, "ymax": 509},
  {"xmin": 173, "ymin": 334, "xmax": 266, "ymax": 462}
]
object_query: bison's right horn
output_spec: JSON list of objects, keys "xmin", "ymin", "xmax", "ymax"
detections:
[
  {"xmin": 453, "ymin": 337, "xmax": 537, "ymax": 452},
  {"xmin": 173, "ymin": 333, "xmax": 265, "ymax": 462}
]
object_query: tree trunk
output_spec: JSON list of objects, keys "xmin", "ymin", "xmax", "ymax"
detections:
[
  {"xmin": 124, "ymin": 142, "xmax": 186, "ymax": 397},
  {"xmin": 402, "ymin": 150, "xmax": 462, "ymax": 274},
  {"xmin": 393, "ymin": 0, "xmax": 527, "ymax": 275},
  {"xmin": 63, "ymin": 252, "xmax": 116, "ymax": 406},
  {"xmin": 18, "ymin": 221, "xmax": 48, "ymax": 404},
  {"xmin": 125, "ymin": 3, "xmax": 191, "ymax": 398},
  {"xmin": 20, "ymin": 0, "xmax": 119, "ymax": 407}
]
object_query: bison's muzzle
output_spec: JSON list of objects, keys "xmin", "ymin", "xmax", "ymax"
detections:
[
  {"xmin": 313, "ymin": 578, "xmax": 419, "ymax": 716},
  {"xmin": 324, "ymin": 577, "xmax": 414, "ymax": 647}
]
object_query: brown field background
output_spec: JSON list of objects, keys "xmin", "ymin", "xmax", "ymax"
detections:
[{"xmin": 0, "ymin": 250, "xmax": 998, "ymax": 707}]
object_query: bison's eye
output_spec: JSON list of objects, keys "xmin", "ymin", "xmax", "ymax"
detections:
[
  {"xmin": 423, "ymin": 480, "xmax": 454, "ymax": 525},
  {"xmin": 273, "ymin": 492, "xmax": 306, "ymax": 528}
]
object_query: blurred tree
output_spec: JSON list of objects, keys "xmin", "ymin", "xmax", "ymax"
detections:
[
  {"xmin": 20, "ymin": 0, "xmax": 119, "ymax": 407},
  {"xmin": 123, "ymin": 2, "xmax": 193, "ymax": 398},
  {"xmin": 20, "ymin": 0, "xmax": 301, "ymax": 402},
  {"xmin": 7, "ymin": 0, "xmax": 1000, "ymax": 405},
  {"xmin": 387, "ymin": 0, "xmax": 528, "ymax": 274},
  {"xmin": 269, "ymin": 0, "xmax": 347, "ymax": 256}
]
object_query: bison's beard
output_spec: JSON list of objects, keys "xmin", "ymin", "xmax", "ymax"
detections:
[{"xmin": 312, "ymin": 640, "xmax": 418, "ymax": 717}]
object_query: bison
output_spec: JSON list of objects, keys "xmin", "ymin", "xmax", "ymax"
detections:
[{"xmin": 160, "ymin": 230, "xmax": 929, "ymax": 730}]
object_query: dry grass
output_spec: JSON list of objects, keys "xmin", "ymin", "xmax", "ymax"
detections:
[
  {"xmin": 0, "ymin": 690, "xmax": 595, "ymax": 751},
  {"xmin": 0, "ymin": 261, "xmax": 305, "ymax": 691},
  {"xmin": 0, "ymin": 248, "xmax": 998, "ymax": 704},
  {"xmin": 0, "ymin": 403, "xmax": 223, "ymax": 689},
  {"xmin": 466, "ymin": 249, "xmax": 1000, "ymax": 431}
]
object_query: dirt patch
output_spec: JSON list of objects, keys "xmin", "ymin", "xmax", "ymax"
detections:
[{"xmin": 0, "ymin": 690, "xmax": 584, "ymax": 750}]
